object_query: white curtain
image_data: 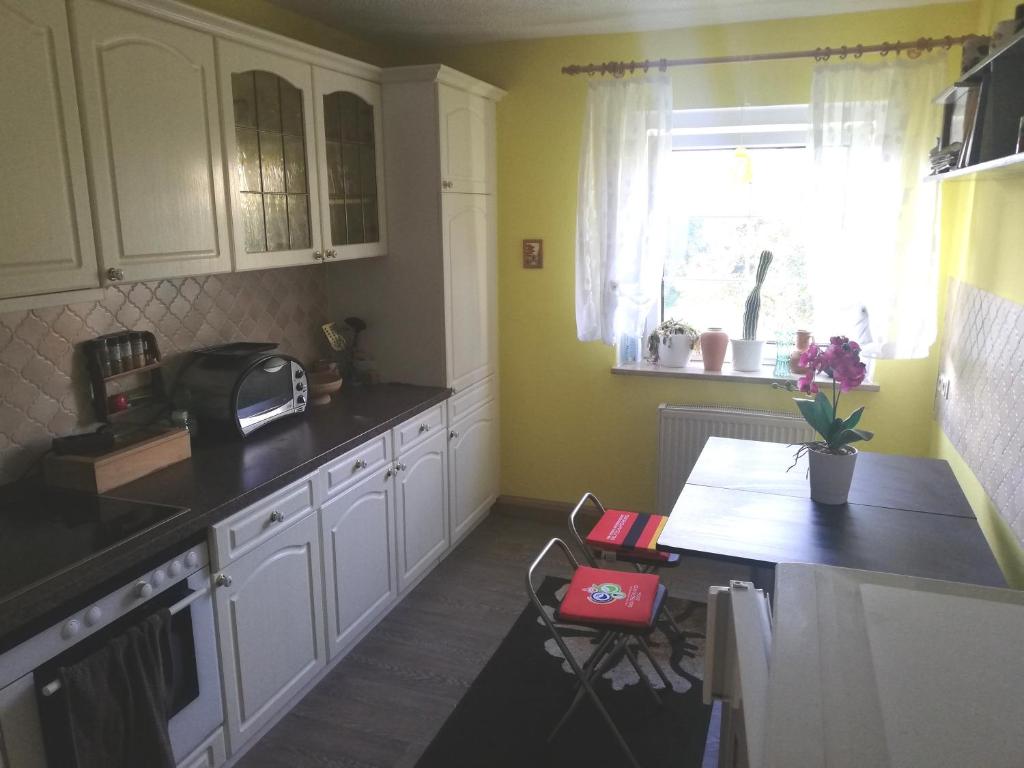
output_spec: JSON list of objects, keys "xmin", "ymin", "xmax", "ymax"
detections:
[
  {"xmin": 808, "ymin": 56, "xmax": 946, "ymax": 359},
  {"xmin": 575, "ymin": 75, "xmax": 672, "ymax": 345}
]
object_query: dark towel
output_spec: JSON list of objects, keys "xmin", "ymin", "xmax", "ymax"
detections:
[{"xmin": 49, "ymin": 609, "xmax": 176, "ymax": 768}]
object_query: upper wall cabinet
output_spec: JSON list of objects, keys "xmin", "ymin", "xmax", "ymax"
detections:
[
  {"xmin": 0, "ymin": 0, "xmax": 99, "ymax": 299},
  {"xmin": 72, "ymin": 0, "xmax": 231, "ymax": 285},
  {"xmin": 438, "ymin": 84, "xmax": 495, "ymax": 195},
  {"xmin": 313, "ymin": 68, "xmax": 387, "ymax": 260},
  {"xmin": 218, "ymin": 40, "xmax": 322, "ymax": 271}
]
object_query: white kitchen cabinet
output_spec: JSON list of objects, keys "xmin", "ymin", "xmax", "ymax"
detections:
[
  {"xmin": 443, "ymin": 193, "xmax": 496, "ymax": 393},
  {"xmin": 176, "ymin": 728, "xmax": 227, "ymax": 768},
  {"xmin": 213, "ymin": 510, "xmax": 325, "ymax": 754},
  {"xmin": 320, "ymin": 464, "xmax": 398, "ymax": 659},
  {"xmin": 0, "ymin": 0, "xmax": 98, "ymax": 299},
  {"xmin": 0, "ymin": 674, "xmax": 45, "ymax": 768},
  {"xmin": 438, "ymin": 84, "xmax": 495, "ymax": 195},
  {"xmin": 217, "ymin": 40, "xmax": 322, "ymax": 271},
  {"xmin": 313, "ymin": 67, "xmax": 387, "ymax": 260},
  {"xmin": 395, "ymin": 427, "xmax": 449, "ymax": 592},
  {"xmin": 72, "ymin": 0, "xmax": 231, "ymax": 285},
  {"xmin": 448, "ymin": 395, "xmax": 499, "ymax": 545}
]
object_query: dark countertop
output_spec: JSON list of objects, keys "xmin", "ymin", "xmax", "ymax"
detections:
[{"xmin": 0, "ymin": 384, "xmax": 448, "ymax": 648}]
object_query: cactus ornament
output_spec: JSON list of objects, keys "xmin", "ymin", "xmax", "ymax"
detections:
[{"xmin": 742, "ymin": 249, "xmax": 773, "ymax": 341}]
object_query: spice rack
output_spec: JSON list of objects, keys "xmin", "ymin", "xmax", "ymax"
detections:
[{"xmin": 83, "ymin": 331, "xmax": 166, "ymax": 421}]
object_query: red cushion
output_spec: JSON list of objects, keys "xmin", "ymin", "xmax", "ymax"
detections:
[
  {"xmin": 585, "ymin": 509, "xmax": 672, "ymax": 561},
  {"xmin": 557, "ymin": 566, "xmax": 660, "ymax": 629}
]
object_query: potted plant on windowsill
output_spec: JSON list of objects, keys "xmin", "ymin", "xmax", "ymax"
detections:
[
  {"xmin": 732, "ymin": 249, "xmax": 773, "ymax": 372},
  {"xmin": 648, "ymin": 319, "xmax": 701, "ymax": 368},
  {"xmin": 791, "ymin": 336, "xmax": 873, "ymax": 505}
]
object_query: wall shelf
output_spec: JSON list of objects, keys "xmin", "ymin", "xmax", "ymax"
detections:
[{"xmin": 926, "ymin": 151, "xmax": 1024, "ymax": 182}]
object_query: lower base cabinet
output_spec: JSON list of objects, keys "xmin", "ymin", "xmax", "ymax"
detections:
[
  {"xmin": 213, "ymin": 512, "xmax": 326, "ymax": 753},
  {"xmin": 449, "ymin": 399, "xmax": 499, "ymax": 545},
  {"xmin": 395, "ymin": 428, "xmax": 449, "ymax": 592},
  {"xmin": 321, "ymin": 465, "xmax": 398, "ymax": 659},
  {"xmin": 177, "ymin": 728, "xmax": 227, "ymax": 768}
]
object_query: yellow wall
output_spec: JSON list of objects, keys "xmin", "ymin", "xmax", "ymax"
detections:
[
  {"xmin": 424, "ymin": 4, "xmax": 977, "ymax": 511},
  {"xmin": 928, "ymin": 0, "xmax": 1024, "ymax": 587}
]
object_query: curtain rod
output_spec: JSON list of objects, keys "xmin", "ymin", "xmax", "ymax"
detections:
[{"xmin": 561, "ymin": 34, "xmax": 984, "ymax": 77}]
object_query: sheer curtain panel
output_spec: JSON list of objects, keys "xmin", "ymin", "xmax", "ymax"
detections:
[
  {"xmin": 808, "ymin": 56, "xmax": 946, "ymax": 359},
  {"xmin": 575, "ymin": 75, "xmax": 672, "ymax": 345}
]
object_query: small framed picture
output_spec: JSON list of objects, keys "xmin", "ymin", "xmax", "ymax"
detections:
[{"xmin": 522, "ymin": 239, "xmax": 543, "ymax": 269}]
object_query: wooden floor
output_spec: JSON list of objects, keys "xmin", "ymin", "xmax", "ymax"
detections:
[{"xmin": 235, "ymin": 506, "xmax": 725, "ymax": 768}]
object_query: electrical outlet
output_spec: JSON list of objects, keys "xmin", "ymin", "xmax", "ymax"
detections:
[{"xmin": 937, "ymin": 375, "xmax": 951, "ymax": 400}]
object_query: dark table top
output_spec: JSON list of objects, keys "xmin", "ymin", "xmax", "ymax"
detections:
[
  {"xmin": 658, "ymin": 438, "xmax": 1006, "ymax": 588},
  {"xmin": 0, "ymin": 383, "xmax": 448, "ymax": 648}
]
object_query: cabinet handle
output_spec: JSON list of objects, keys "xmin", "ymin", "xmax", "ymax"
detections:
[
  {"xmin": 269, "ymin": 510, "xmax": 284, "ymax": 524},
  {"xmin": 442, "ymin": 180, "xmax": 453, "ymax": 190},
  {"xmin": 449, "ymin": 430, "xmax": 459, "ymax": 440},
  {"xmin": 106, "ymin": 267, "xmax": 124, "ymax": 282},
  {"xmin": 354, "ymin": 459, "xmax": 368, "ymax": 471},
  {"xmin": 326, "ymin": 248, "xmax": 337, "ymax": 259},
  {"xmin": 418, "ymin": 423, "xmax": 430, "ymax": 433},
  {"xmin": 396, "ymin": 462, "xmax": 407, "ymax": 472},
  {"xmin": 384, "ymin": 468, "xmax": 393, "ymax": 480},
  {"xmin": 313, "ymin": 250, "xmax": 324, "ymax": 262},
  {"xmin": 215, "ymin": 573, "xmax": 232, "ymax": 588}
]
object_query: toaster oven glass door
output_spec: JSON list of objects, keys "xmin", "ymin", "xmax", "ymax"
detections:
[{"xmin": 236, "ymin": 357, "xmax": 294, "ymax": 421}]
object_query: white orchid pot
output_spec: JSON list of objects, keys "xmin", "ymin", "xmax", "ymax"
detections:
[
  {"xmin": 657, "ymin": 335, "xmax": 693, "ymax": 368},
  {"xmin": 731, "ymin": 339, "xmax": 764, "ymax": 372},
  {"xmin": 808, "ymin": 446, "xmax": 858, "ymax": 505}
]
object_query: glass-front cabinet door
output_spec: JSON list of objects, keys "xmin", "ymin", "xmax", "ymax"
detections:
[
  {"xmin": 217, "ymin": 40, "xmax": 322, "ymax": 270},
  {"xmin": 313, "ymin": 67, "xmax": 387, "ymax": 260}
]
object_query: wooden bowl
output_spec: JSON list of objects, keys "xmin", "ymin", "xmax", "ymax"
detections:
[{"xmin": 307, "ymin": 371, "xmax": 343, "ymax": 405}]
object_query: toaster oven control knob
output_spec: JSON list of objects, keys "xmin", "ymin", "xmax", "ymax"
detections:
[
  {"xmin": 296, "ymin": 382, "xmax": 305, "ymax": 391},
  {"xmin": 61, "ymin": 619, "xmax": 81, "ymax": 639},
  {"xmin": 135, "ymin": 580, "xmax": 153, "ymax": 599},
  {"xmin": 297, "ymin": 396, "xmax": 305, "ymax": 405},
  {"xmin": 185, "ymin": 551, "xmax": 199, "ymax": 568},
  {"xmin": 168, "ymin": 559, "xmax": 183, "ymax": 578},
  {"xmin": 151, "ymin": 569, "xmax": 166, "ymax": 586},
  {"xmin": 84, "ymin": 606, "xmax": 102, "ymax": 626},
  {"xmin": 295, "ymin": 369, "xmax": 304, "ymax": 378}
]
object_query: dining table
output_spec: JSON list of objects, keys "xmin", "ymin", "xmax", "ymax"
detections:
[{"xmin": 656, "ymin": 437, "xmax": 1006, "ymax": 590}]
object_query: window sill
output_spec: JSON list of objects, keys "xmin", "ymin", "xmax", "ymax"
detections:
[{"xmin": 611, "ymin": 360, "xmax": 880, "ymax": 392}]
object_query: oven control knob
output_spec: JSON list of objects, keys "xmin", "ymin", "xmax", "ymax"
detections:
[
  {"xmin": 135, "ymin": 580, "xmax": 153, "ymax": 599},
  {"xmin": 296, "ymin": 382, "xmax": 305, "ymax": 391},
  {"xmin": 296, "ymin": 396, "xmax": 305, "ymax": 405},
  {"xmin": 61, "ymin": 619, "xmax": 81, "ymax": 640},
  {"xmin": 185, "ymin": 551, "xmax": 199, "ymax": 568},
  {"xmin": 151, "ymin": 568, "xmax": 166, "ymax": 586},
  {"xmin": 84, "ymin": 606, "xmax": 102, "ymax": 626},
  {"xmin": 168, "ymin": 559, "xmax": 183, "ymax": 577},
  {"xmin": 295, "ymin": 369, "xmax": 304, "ymax": 378}
]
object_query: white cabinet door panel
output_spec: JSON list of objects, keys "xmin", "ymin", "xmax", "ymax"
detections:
[
  {"xmin": 73, "ymin": 0, "xmax": 230, "ymax": 283},
  {"xmin": 321, "ymin": 465, "xmax": 397, "ymax": 658},
  {"xmin": 438, "ymin": 84, "xmax": 493, "ymax": 194},
  {"xmin": 395, "ymin": 429, "xmax": 448, "ymax": 592},
  {"xmin": 214, "ymin": 511, "xmax": 325, "ymax": 753},
  {"xmin": 0, "ymin": 0, "xmax": 98, "ymax": 299},
  {"xmin": 218, "ymin": 40, "xmax": 322, "ymax": 271},
  {"xmin": 449, "ymin": 399, "xmax": 499, "ymax": 545},
  {"xmin": 443, "ymin": 193, "xmax": 495, "ymax": 392}
]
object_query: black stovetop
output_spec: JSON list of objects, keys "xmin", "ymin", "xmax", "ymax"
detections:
[{"xmin": 0, "ymin": 484, "xmax": 188, "ymax": 605}]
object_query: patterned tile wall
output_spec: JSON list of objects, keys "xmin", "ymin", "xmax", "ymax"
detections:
[
  {"xmin": 0, "ymin": 267, "xmax": 328, "ymax": 483},
  {"xmin": 936, "ymin": 279, "xmax": 1024, "ymax": 548}
]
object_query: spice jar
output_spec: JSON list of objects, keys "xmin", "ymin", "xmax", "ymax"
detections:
[
  {"xmin": 130, "ymin": 332, "xmax": 146, "ymax": 369},
  {"xmin": 143, "ymin": 335, "xmax": 156, "ymax": 364},
  {"xmin": 107, "ymin": 338, "xmax": 123, "ymax": 374},
  {"xmin": 118, "ymin": 335, "xmax": 133, "ymax": 370},
  {"xmin": 96, "ymin": 341, "xmax": 112, "ymax": 377}
]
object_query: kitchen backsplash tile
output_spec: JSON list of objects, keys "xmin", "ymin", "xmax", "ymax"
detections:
[{"xmin": 0, "ymin": 267, "xmax": 328, "ymax": 483}]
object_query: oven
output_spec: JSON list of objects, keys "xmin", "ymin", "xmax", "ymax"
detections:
[{"xmin": 0, "ymin": 542, "xmax": 222, "ymax": 767}]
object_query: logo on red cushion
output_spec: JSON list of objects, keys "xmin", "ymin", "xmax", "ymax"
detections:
[{"xmin": 584, "ymin": 582, "xmax": 626, "ymax": 604}]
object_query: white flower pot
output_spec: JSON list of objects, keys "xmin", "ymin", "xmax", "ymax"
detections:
[
  {"xmin": 808, "ymin": 446, "xmax": 858, "ymax": 505},
  {"xmin": 731, "ymin": 339, "xmax": 764, "ymax": 372},
  {"xmin": 657, "ymin": 335, "xmax": 693, "ymax": 368}
]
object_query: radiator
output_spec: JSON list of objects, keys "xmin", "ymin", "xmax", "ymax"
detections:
[{"xmin": 657, "ymin": 405, "xmax": 814, "ymax": 514}]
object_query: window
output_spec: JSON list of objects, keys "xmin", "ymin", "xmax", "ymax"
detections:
[{"xmin": 661, "ymin": 106, "xmax": 813, "ymax": 349}]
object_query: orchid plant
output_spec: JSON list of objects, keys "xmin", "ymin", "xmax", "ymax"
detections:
[{"xmin": 792, "ymin": 336, "xmax": 874, "ymax": 457}]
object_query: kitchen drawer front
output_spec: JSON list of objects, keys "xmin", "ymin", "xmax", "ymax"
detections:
[
  {"xmin": 448, "ymin": 375, "xmax": 496, "ymax": 424},
  {"xmin": 211, "ymin": 474, "xmax": 315, "ymax": 569},
  {"xmin": 176, "ymin": 727, "xmax": 226, "ymax": 768},
  {"xmin": 321, "ymin": 432, "xmax": 392, "ymax": 500},
  {"xmin": 395, "ymin": 404, "xmax": 446, "ymax": 455}
]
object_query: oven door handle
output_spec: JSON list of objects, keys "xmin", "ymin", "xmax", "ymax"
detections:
[{"xmin": 41, "ymin": 585, "xmax": 210, "ymax": 697}]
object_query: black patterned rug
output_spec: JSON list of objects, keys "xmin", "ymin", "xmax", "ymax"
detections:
[{"xmin": 416, "ymin": 577, "xmax": 712, "ymax": 768}]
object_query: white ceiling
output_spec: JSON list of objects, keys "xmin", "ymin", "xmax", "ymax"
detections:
[{"xmin": 268, "ymin": 0, "xmax": 946, "ymax": 45}]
